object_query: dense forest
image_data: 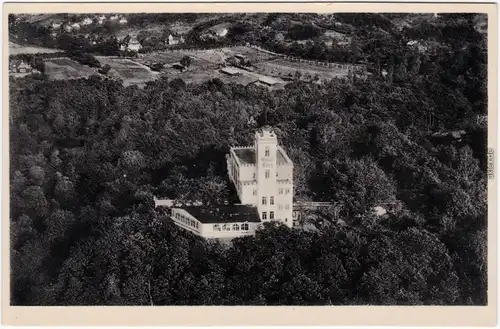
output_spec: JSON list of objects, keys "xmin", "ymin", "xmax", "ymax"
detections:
[{"xmin": 10, "ymin": 13, "xmax": 488, "ymax": 305}]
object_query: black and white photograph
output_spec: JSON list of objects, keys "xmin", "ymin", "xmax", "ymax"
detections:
[{"xmin": 5, "ymin": 3, "xmax": 494, "ymax": 321}]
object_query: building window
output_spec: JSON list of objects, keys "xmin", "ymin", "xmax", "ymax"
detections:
[
  {"xmin": 262, "ymin": 197, "xmax": 267, "ymax": 205},
  {"xmin": 265, "ymin": 170, "xmax": 270, "ymax": 178},
  {"xmin": 279, "ymin": 204, "xmax": 283, "ymax": 210},
  {"xmin": 285, "ymin": 218, "xmax": 288, "ymax": 222},
  {"xmin": 279, "ymin": 188, "xmax": 284, "ymax": 195},
  {"xmin": 270, "ymin": 196, "xmax": 274, "ymax": 205},
  {"xmin": 270, "ymin": 211, "xmax": 274, "ymax": 220},
  {"xmin": 195, "ymin": 222, "xmax": 199, "ymax": 229},
  {"xmin": 285, "ymin": 188, "xmax": 290, "ymax": 194},
  {"xmin": 265, "ymin": 146, "xmax": 270, "ymax": 157},
  {"xmin": 232, "ymin": 223, "xmax": 240, "ymax": 231},
  {"xmin": 253, "ymin": 173, "xmax": 256, "ymax": 179},
  {"xmin": 222, "ymin": 224, "xmax": 230, "ymax": 231},
  {"xmin": 285, "ymin": 204, "xmax": 290, "ymax": 210},
  {"xmin": 241, "ymin": 223, "xmax": 249, "ymax": 231},
  {"xmin": 213, "ymin": 224, "xmax": 221, "ymax": 231},
  {"xmin": 262, "ymin": 212, "xmax": 267, "ymax": 220},
  {"xmin": 253, "ymin": 189, "xmax": 257, "ymax": 196}
]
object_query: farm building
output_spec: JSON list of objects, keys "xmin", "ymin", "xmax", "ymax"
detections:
[
  {"xmin": 63, "ymin": 25, "xmax": 72, "ymax": 32},
  {"xmin": 220, "ymin": 67, "xmax": 241, "ymax": 76},
  {"xmin": 258, "ymin": 76, "xmax": 279, "ymax": 86},
  {"xmin": 71, "ymin": 23, "xmax": 81, "ymax": 31},
  {"xmin": 119, "ymin": 17, "xmax": 128, "ymax": 24},
  {"xmin": 51, "ymin": 22, "xmax": 61, "ymax": 30},
  {"xmin": 110, "ymin": 14, "xmax": 119, "ymax": 21}
]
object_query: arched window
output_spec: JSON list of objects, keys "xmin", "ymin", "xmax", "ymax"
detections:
[
  {"xmin": 232, "ymin": 223, "xmax": 240, "ymax": 231},
  {"xmin": 222, "ymin": 224, "xmax": 230, "ymax": 231},
  {"xmin": 241, "ymin": 223, "xmax": 249, "ymax": 231},
  {"xmin": 213, "ymin": 224, "xmax": 221, "ymax": 231}
]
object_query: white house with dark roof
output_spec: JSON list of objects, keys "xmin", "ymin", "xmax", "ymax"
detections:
[{"xmin": 171, "ymin": 205, "xmax": 262, "ymax": 238}]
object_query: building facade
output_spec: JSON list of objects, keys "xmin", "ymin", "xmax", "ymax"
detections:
[
  {"xmin": 170, "ymin": 205, "xmax": 262, "ymax": 239},
  {"xmin": 226, "ymin": 126, "xmax": 294, "ymax": 228}
]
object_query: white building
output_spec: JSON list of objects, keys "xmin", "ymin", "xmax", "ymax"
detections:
[
  {"xmin": 98, "ymin": 15, "xmax": 106, "ymax": 24},
  {"xmin": 165, "ymin": 126, "xmax": 294, "ymax": 238},
  {"xmin": 171, "ymin": 205, "xmax": 262, "ymax": 239},
  {"xmin": 226, "ymin": 126, "xmax": 294, "ymax": 228},
  {"xmin": 119, "ymin": 17, "xmax": 128, "ymax": 24}
]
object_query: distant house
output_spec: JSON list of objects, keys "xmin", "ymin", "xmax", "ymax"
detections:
[
  {"xmin": 119, "ymin": 17, "xmax": 128, "ymax": 24},
  {"xmin": 63, "ymin": 24, "xmax": 72, "ymax": 32},
  {"xmin": 166, "ymin": 34, "xmax": 185, "ymax": 45},
  {"xmin": 81, "ymin": 17, "xmax": 93, "ymax": 25},
  {"xmin": 10, "ymin": 60, "xmax": 33, "ymax": 74},
  {"xmin": 167, "ymin": 34, "xmax": 178, "ymax": 45},
  {"xmin": 110, "ymin": 15, "xmax": 119, "ymax": 21},
  {"xmin": 51, "ymin": 22, "xmax": 61, "ymax": 30},
  {"xmin": 127, "ymin": 37, "xmax": 142, "ymax": 52},
  {"xmin": 71, "ymin": 23, "xmax": 81, "ymax": 31},
  {"xmin": 275, "ymin": 32, "xmax": 285, "ymax": 42},
  {"xmin": 98, "ymin": 15, "xmax": 106, "ymax": 24},
  {"xmin": 373, "ymin": 206, "xmax": 388, "ymax": 217}
]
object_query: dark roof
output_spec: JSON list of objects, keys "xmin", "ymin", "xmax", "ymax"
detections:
[
  {"xmin": 182, "ymin": 205, "xmax": 261, "ymax": 224},
  {"xmin": 233, "ymin": 147, "xmax": 290, "ymax": 165},
  {"xmin": 233, "ymin": 148, "xmax": 255, "ymax": 164}
]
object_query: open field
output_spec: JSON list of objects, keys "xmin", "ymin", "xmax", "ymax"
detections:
[
  {"xmin": 9, "ymin": 41, "xmax": 63, "ymax": 55},
  {"xmin": 44, "ymin": 58, "xmax": 98, "ymax": 80},
  {"xmin": 96, "ymin": 57, "xmax": 160, "ymax": 86},
  {"xmin": 35, "ymin": 46, "xmax": 357, "ymax": 87},
  {"xmin": 137, "ymin": 46, "xmax": 355, "ymax": 86}
]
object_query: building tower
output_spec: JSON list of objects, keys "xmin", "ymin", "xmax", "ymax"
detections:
[{"xmin": 255, "ymin": 126, "xmax": 278, "ymax": 224}]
